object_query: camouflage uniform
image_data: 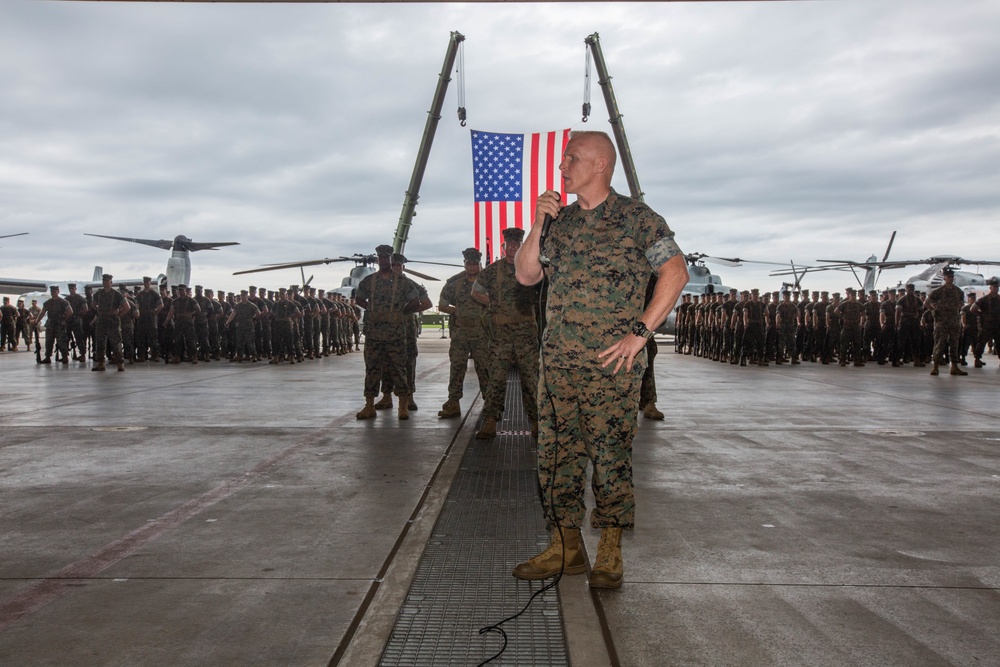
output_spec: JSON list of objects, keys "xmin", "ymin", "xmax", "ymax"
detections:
[
  {"xmin": 439, "ymin": 271, "xmax": 490, "ymax": 403},
  {"xmin": 836, "ymin": 295, "xmax": 865, "ymax": 365},
  {"xmin": 925, "ymin": 282, "xmax": 964, "ymax": 364},
  {"xmin": 40, "ymin": 293, "xmax": 72, "ymax": 361},
  {"xmin": 135, "ymin": 286, "xmax": 162, "ymax": 361},
  {"xmin": 474, "ymin": 256, "xmax": 540, "ymax": 423},
  {"xmin": 896, "ymin": 291, "xmax": 923, "ymax": 364},
  {"xmin": 270, "ymin": 292, "xmax": 300, "ymax": 362},
  {"xmin": 120, "ymin": 294, "xmax": 138, "ymax": 362},
  {"xmin": 973, "ymin": 289, "xmax": 1000, "ymax": 364},
  {"xmin": 356, "ymin": 271, "xmax": 419, "ymax": 397},
  {"xmin": 776, "ymin": 298, "xmax": 799, "ymax": 361},
  {"xmin": 230, "ymin": 299, "xmax": 261, "ymax": 359},
  {"xmin": 537, "ymin": 189, "xmax": 681, "ymax": 530},
  {"xmin": 92, "ymin": 287, "xmax": 126, "ymax": 364},
  {"xmin": 64, "ymin": 289, "xmax": 88, "ymax": 360},
  {"xmin": 170, "ymin": 293, "xmax": 200, "ymax": 362}
]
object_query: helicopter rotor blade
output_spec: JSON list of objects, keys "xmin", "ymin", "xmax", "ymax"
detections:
[{"xmin": 403, "ymin": 267, "xmax": 440, "ymax": 282}]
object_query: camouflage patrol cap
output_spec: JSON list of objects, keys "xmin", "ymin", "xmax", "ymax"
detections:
[
  {"xmin": 289, "ymin": 284, "xmax": 299, "ymax": 291},
  {"xmin": 375, "ymin": 244, "xmax": 393, "ymax": 257},
  {"xmin": 463, "ymin": 247, "xmax": 483, "ymax": 263},
  {"xmin": 821, "ymin": 291, "xmax": 829, "ymax": 296},
  {"xmin": 845, "ymin": 287, "xmax": 855, "ymax": 294},
  {"xmin": 240, "ymin": 289, "xmax": 249, "ymax": 295},
  {"xmin": 248, "ymin": 285, "xmax": 257, "ymax": 292},
  {"xmin": 143, "ymin": 276, "xmax": 152, "ymax": 282},
  {"xmin": 391, "ymin": 253, "xmax": 407, "ymax": 264},
  {"xmin": 118, "ymin": 285, "xmax": 127, "ymax": 292},
  {"xmin": 278, "ymin": 287, "xmax": 287, "ymax": 293},
  {"xmin": 942, "ymin": 267, "xmax": 955, "ymax": 276},
  {"xmin": 832, "ymin": 292, "xmax": 841, "ymax": 298},
  {"xmin": 751, "ymin": 288, "xmax": 759, "ymax": 294},
  {"xmin": 811, "ymin": 291, "xmax": 819, "ymax": 296},
  {"xmin": 906, "ymin": 283, "xmax": 915, "ymax": 289},
  {"xmin": 176, "ymin": 284, "xmax": 187, "ymax": 290},
  {"xmin": 67, "ymin": 283, "xmax": 77, "ymax": 289},
  {"xmin": 101, "ymin": 274, "xmax": 113, "ymax": 281},
  {"xmin": 195, "ymin": 285, "xmax": 203, "ymax": 291},
  {"xmin": 501, "ymin": 227, "xmax": 525, "ymax": 243},
  {"xmin": 729, "ymin": 288, "xmax": 737, "ymax": 294},
  {"xmin": 988, "ymin": 276, "xmax": 1000, "ymax": 285}
]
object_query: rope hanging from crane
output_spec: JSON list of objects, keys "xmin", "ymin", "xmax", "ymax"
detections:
[
  {"xmin": 456, "ymin": 39, "xmax": 467, "ymax": 126},
  {"xmin": 582, "ymin": 41, "xmax": 592, "ymax": 122}
]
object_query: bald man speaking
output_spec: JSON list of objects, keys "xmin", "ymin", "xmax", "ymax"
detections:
[{"xmin": 514, "ymin": 130, "xmax": 688, "ymax": 589}]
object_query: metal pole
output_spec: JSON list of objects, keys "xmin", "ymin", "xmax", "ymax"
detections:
[
  {"xmin": 584, "ymin": 32, "xmax": 644, "ymax": 202},
  {"xmin": 393, "ymin": 31, "xmax": 466, "ymax": 253}
]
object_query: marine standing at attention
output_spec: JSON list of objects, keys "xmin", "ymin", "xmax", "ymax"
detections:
[
  {"xmin": 91, "ymin": 273, "xmax": 130, "ymax": 372},
  {"xmin": 38, "ymin": 285, "xmax": 73, "ymax": 364},
  {"xmin": 354, "ymin": 244, "xmax": 423, "ymax": 421},
  {"xmin": 924, "ymin": 267, "xmax": 967, "ymax": 377},
  {"xmin": 512, "ymin": 130, "xmax": 688, "ymax": 589},
  {"xmin": 437, "ymin": 247, "xmax": 490, "ymax": 419},
  {"xmin": 472, "ymin": 227, "xmax": 542, "ymax": 439}
]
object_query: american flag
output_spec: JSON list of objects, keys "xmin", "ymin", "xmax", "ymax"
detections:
[{"xmin": 471, "ymin": 129, "xmax": 569, "ymax": 261}]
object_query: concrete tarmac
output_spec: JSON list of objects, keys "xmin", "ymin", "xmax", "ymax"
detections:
[{"xmin": 1, "ymin": 338, "xmax": 998, "ymax": 666}]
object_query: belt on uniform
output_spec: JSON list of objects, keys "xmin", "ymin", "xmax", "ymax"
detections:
[
  {"xmin": 491, "ymin": 314, "xmax": 534, "ymax": 325},
  {"xmin": 368, "ymin": 313, "xmax": 408, "ymax": 323}
]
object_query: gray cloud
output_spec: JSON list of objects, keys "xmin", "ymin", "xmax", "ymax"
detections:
[{"xmin": 1, "ymin": 1, "xmax": 998, "ymax": 301}]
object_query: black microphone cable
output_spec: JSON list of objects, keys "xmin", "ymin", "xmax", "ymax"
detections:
[{"xmin": 476, "ymin": 214, "xmax": 569, "ymax": 666}]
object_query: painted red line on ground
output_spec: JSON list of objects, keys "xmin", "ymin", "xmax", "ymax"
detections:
[{"xmin": 0, "ymin": 420, "xmax": 345, "ymax": 632}]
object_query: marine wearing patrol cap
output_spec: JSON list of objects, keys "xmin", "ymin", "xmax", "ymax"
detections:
[
  {"xmin": 988, "ymin": 276, "xmax": 999, "ymax": 285},
  {"xmin": 375, "ymin": 244, "xmax": 394, "ymax": 256},
  {"xmin": 102, "ymin": 274, "xmax": 113, "ymax": 281},
  {"xmin": 501, "ymin": 227, "xmax": 525, "ymax": 243},
  {"xmin": 462, "ymin": 247, "xmax": 482, "ymax": 263},
  {"xmin": 391, "ymin": 253, "xmax": 407, "ymax": 265},
  {"xmin": 67, "ymin": 283, "xmax": 77, "ymax": 289}
]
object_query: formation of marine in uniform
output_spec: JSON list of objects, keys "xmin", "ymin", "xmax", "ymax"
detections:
[
  {"xmin": 20, "ymin": 274, "xmax": 361, "ymax": 369},
  {"xmin": 673, "ymin": 271, "xmax": 1000, "ymax": 374}
]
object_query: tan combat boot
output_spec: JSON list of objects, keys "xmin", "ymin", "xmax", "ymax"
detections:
[
  {"xmin": 91, "ymin": 361, "xmax": 106, "ymax": 372},
  {"xmin": 512, "ymin": 527, "xmax": 587, "ymax": 580},
  {"xmin": 398, "ymin": 395, "xmax": 410, "ymax": 420},
  {"xmin": 589, "ymin": 527, "xmax": 624, "ymax": 589},
  {"xmin": 642, "ymin": 402, "xmax": 665, "ymax": 420},
  {"xmin": 476, "ymin": 416, "xmax": 496, "ymax": 439},
  {"xmin": 356, "ymin": 397, "xmax": 377, "ymax": 420},
  {"xmin": 117, "ymin": 360, "xmax": 125, "ymax": 372},
  {"xmin": 408, "ymin": 397, "xmax": 418, "ymax": 411},
  {"xmin": 374, "ymin": 392, "xmax": 393, "ymax": 410},
  {"xmin": 950, "ymin": 363, "xmax": 968, "ymax": 376},
  {"xmin": 930, "ymin": 361, "xmax": 939, "ymax": 376},
  {"xmin": 438, "ymin": 400, "xmax": 461, "ymax": 419}
]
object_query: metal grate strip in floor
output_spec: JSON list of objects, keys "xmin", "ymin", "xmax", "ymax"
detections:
[{"xmin": 379, "ymin": 369, "xmax": 568, "ymax": 666}]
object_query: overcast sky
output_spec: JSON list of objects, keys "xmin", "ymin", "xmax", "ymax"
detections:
[{"xmin": 2, "ymin": 0, "xmax": 998, "ymax": 304}]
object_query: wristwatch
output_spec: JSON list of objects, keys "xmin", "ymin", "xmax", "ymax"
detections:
[{"xmin": 631, "ymin": 321, "xmax": 654, "ymax": 339}]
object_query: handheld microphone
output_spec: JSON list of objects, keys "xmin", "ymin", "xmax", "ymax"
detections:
[{"xmin": 538, "ymin": 213, "xmax": 555, "ymax": 265}]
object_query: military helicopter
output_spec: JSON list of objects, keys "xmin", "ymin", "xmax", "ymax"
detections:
[
  {"xmin": 777, "ymin": 231, "xmax": 1000, "ymax": 297},
  {"xmin": 770, "ymin": 232, "xmax": 898, "ymax": 295},
  {"xmin": 881, "ymin": 258, "xmax": 999, "ymax": 297},
  {"xmin": 657, "ymin": 253, "xmax": 785, "ymax": 335},
  {"xmin": 84, "ymin": 234, "xmax": 240, "ymax": 290},
  {"xmin": 1, "ymin": 233, "xmax": 240, "ymax": 303},
  {"xmin": 234, "ymin": 253, "xmax": 460, "ymax": 299}
]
